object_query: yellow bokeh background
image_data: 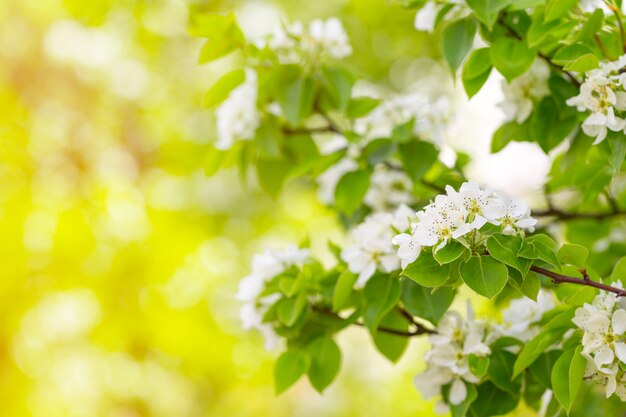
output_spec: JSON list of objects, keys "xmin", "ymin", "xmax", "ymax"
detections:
[{"xmin": 0, "ymin": 0, "xmax": 536, "ymax": 416}]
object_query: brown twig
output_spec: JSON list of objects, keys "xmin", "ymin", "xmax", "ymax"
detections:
[
  {"xmin": 532, "ymin": 207, "xmax": 626, "ymax": 221},
  {"xmin": 531, "ymin": 265, "xmax": 626, "ymax": 297}
]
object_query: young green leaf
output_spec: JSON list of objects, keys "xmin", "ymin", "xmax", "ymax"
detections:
[
  {"xmin": 275, "ymin": 350, "xmax": 311, "ymax": 394},
  {"xmin": 334, "ymin": 168, "xmax": 371, "ymax": 215},
  {"xmin": 401, "ymin": 279, "xmax": 456, "ymax": 325},
  {"xmin": 556, "ymin": 243, "xmax": 588, "ymax": 268},
  {"xmin": 490, "ymin": 38, "xmax": 535, "ymax": 82},
  {"xmin": 333, "ymin": 269, "xmax": 359, "ymax": 311},
  {"xmin": 204, "ymin": 69, "xmax": 245, "ymax": 108},
  {"xmin": 513, "ymin": 329, "xmax": 564, "ymax": 377},
  {"xmin": 551, "ymin": 345, "xmax": 586, "ymax": 413},
  {"xmin": 460, "ymin": 255, "xmax": 508, "ymax": 298},
  {"xmin": 371, "ymin": 310, "xmax": 410, "ymax": 362},
  {"xmin": 399, "ymin": 140, "xmax": 438, "ymax": 181},
  {"xmin": 469, "ymin": 354, "xmax": 490, "ymax": 378},
  {"xmin": 306, "ymin": 337, "xmax": 341, "ymax": 393},
  {"xmin": 363, "ymin": 274, "xmax": 402, "ymax": 330},
  {"xmin": 466, "ymin": 0, "xmax": 511, "ymax": 30},
  {"xmin": 544, "ymin": 0, "xmax": 577, "ymax": 22},
  {"xmin": 611, "ymin": 256, "xmax": 626, "ymax": 287},
  {"xmin": 462, "ymin": 48, "xmax": 493, "ymax": 98},
  {"xmin": 442, "ymin": 17, "xmax": 477, "ymax": 75},
  {"xmin": 434, "ymin": 240, "xmax": 467, "ymax": 265},
  {"xmin": 402, "ymin": 251, "xmax": 451, "ymax": 287}
]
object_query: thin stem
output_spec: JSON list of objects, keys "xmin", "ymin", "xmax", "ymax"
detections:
[
  {"xmin": 531, "ymin": 265, "xmax": 626, "ymax": 297},
  {"xmin": 383, "ymin": 162, "xmax": 446, "ymax": 194},
  {"xmin": 312, "ymin": 306, "xmax": 436, "ymax": 337}
]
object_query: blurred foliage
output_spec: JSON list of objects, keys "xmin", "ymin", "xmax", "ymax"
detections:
[{"xmin": 0, "ymin": 0, "xmax": 470, "ymax": 416}]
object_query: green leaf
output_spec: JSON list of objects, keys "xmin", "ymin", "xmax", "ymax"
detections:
[
  {"xmin": 469, "ymin": 354, "xmax": 490, "ymax": 378},
  {"xmin": 401, "ymin": 279, "xmax": 456, "ymax": 325},
  {"xmin": 462, "ymin": 48, "xmax": 493, "ymax": 98},
  {"xmin": 399, "ymin": 140, "xmax": 438, "ymax": 181},
  {"xmin": 195, "ymin": 14, "xmax": 245, "ymax": 63},
  {"xmin": 526, "ymin": 234, "xmax": 561, "ymax": 268},
  {"xmin": 491, "ymin": 121, "xmax": 530, "ymax": 153},
  {"xmin": 204, "ymin": 69, "xmax": 245, "ymax": 108},
  {"xmin": 563, "ymin": 54, "xmax": 599, "ymax": 72},
  {"xmin": 402, "ymin": 251, "xmax": 451, "ymax": 287},
  {"xmin": 551, "ymin": 345, "xmax": 586, "ymax": 413},
  {"xmin": 333, "ymin": 269, "xmax": 358, "ymax": 311},
  {"xmin": 513, "ymin": 329, "xmax": 564, "ymax": 377},
  {"xmin": 363, "ymin": 274, "xmax": 402, "ymax": 330},
  {"xmin": 608, "ymin": 131, "xmax": 626, "ymax": 174},
  {"xmin": 488, "ymin": 349, "xmax": 521, "ymax": 394},
  {"xmin": 255, "ymin": 117, "xmax": 283, "ymax": 160},
  {"xmin": 347, "ymin": 97, "xmax": 380, "ymax": 118},
  {"xmin": 490, "ymin": 38, "xmax": 535, "ymax": 82},
  {"xmin": 442, "ymin": 17, "xmax": 477, "ymax": 75},
  {"xmin": 486, "ymin": 234, "xmax": 525, "ymax": 272},
  {"xmin": 611, "ymin": 256, "xmax": 626, "ymax": 287},
  {"xmin": 527, "ymin": 11, "xmax": 562, "ymax": 48},
  {"xmin": 372, "ymin": 310, "xmax": 410, "ymax": 362},
  {"xmin": 274, "ymin": 350, "xmax": 311, "ymax": 394},
  {"xmin": 434, "ymin": 240, "xmax": 467, "ymax": 265},
  {"xmin": 557, "ymin": 243, "xmax": 588, "ymax": 268},
  {"xmin": 334, "ymin": 168, "xmax": 371, "ymax": 215},
  {"xmin": 575, "ymin": 9, "xmax": 604, "ymax": 42},
  {"xmin": 274, "ymin": 66, "xmax": 316, "ymax": 125},
  {"xmin": 277, "ymin": 292, "xmax": 307, "ymax": 327},
  {"xmin": 466, "ymin": 0, "xmax": 511, "ymax": 30},
  {"xmin": 460, "ymin": 255, "xmax": 508, "ymax": 298},
  {"xmin": 552, "ymin": 43, "xmax": 594, "ymax": 66},
  {"xmin": 256, "ymin": 158, "xmax": 293, "ymax": 198},
  {"xmin": 362, "ymin": 138, "xmax": 395, "ymax": 166},
  {"xmin": 306, "ymin": 337, "xmax": 341, "ymax": 393},
  {"xmin": 320, "ymin": 67, "xmax": 355, "ymax": 111},
  {"xmin": 469, "ymin": 382, "xmax": 519, "ymax": 416},
  {"xmin": 544, "ymin": 0, "xmax": 577, "ymax": 22}
]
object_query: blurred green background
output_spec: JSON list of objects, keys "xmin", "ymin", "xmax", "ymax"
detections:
[{"xmin": 0, "ymin": 0, "xmax": 532, "ymax": 416}]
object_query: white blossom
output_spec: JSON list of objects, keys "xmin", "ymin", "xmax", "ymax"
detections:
[
  {"xmin": 573, "ymin": 284, "xmax": 626, "ymax": 401},
  {"xmin": 364, "ymin": 165, "xmax": 416, "ymax": 212},
  {"xmin": 237, "ymin": 245, "xmax": 309, "ymax": 350},
  {"xmin": 567, "ymin": 55, "xmax": 626, "ymax": 144},
  {"xmin": 256, "ymin": 17, "xmax": 351, "ymax": 64},
  {"xmin": 393, "ymin": 181, "xmax": 536, "ymax": 262},
  {"xmin": 354, "ymin": 92, "xmax": 453, "ymax": 146},
  {"xmin": 498, "ymin": 290, "xmax": 555, "ymax": 342},
  {"xmin": 215, "ymin": 68, "xmax": 260, "ymax": 150},
  {"xmin": 414, "ymin": 304, "xmax": 493, "ymax": 406},
  {"xmin": 307, "ymin": 18, "xmax": 352, "ymax": 59},
  {"xmin": 341, "ymin": 205, "xmax": 415, "ymax": 288},
  {"xmin": 499, "ymin": 60, "xmax": 550, "ymax": 123}
]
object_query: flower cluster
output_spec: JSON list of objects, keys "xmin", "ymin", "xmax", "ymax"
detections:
[
  {"xmin": 499, "ymin": 60, "xmax": 550, "ymax": 123},
  {"xmin": 497, "ymin": 289, "xmax": 555, "ymax": 342},
  {"xmin": 341, "ymin": 205, "xmax": 415, "ymax": 288},
  {"xmin": 414, "ymin": 304, "xmax": 493, "ymax": 411},
  {"xmin": 393, "ymin": 181, "xmax": 537, "ymax": 268},
  {"xmin": 354, "ymin": 93, "xmax": 453, "ymax": 146},
  {"xmin": 255, "ymin": 17, "xmax": 351, "ymax": 64},
  {"xmin": 236, "ymin": 244, "xmax": 310, "ymax": 349},
  {"xmin": 215, "ymin": 68, "xmax": 260, "ymax": 150},
  {"xmin": 573, "ymin": 283, "xmax": 626, "ymax": 400},
  {"xmin": 566, "ymin": 55, "xmax": 626, "ymax": 144}
]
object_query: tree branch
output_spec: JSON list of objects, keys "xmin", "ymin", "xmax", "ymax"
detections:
[
  {"xmin": 531, "ymin": 265, "xmax": 626, "ymax": 297},
  {"xmin": 312, "ymin": 305, "xmax": 436, "ymax": 337}
]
